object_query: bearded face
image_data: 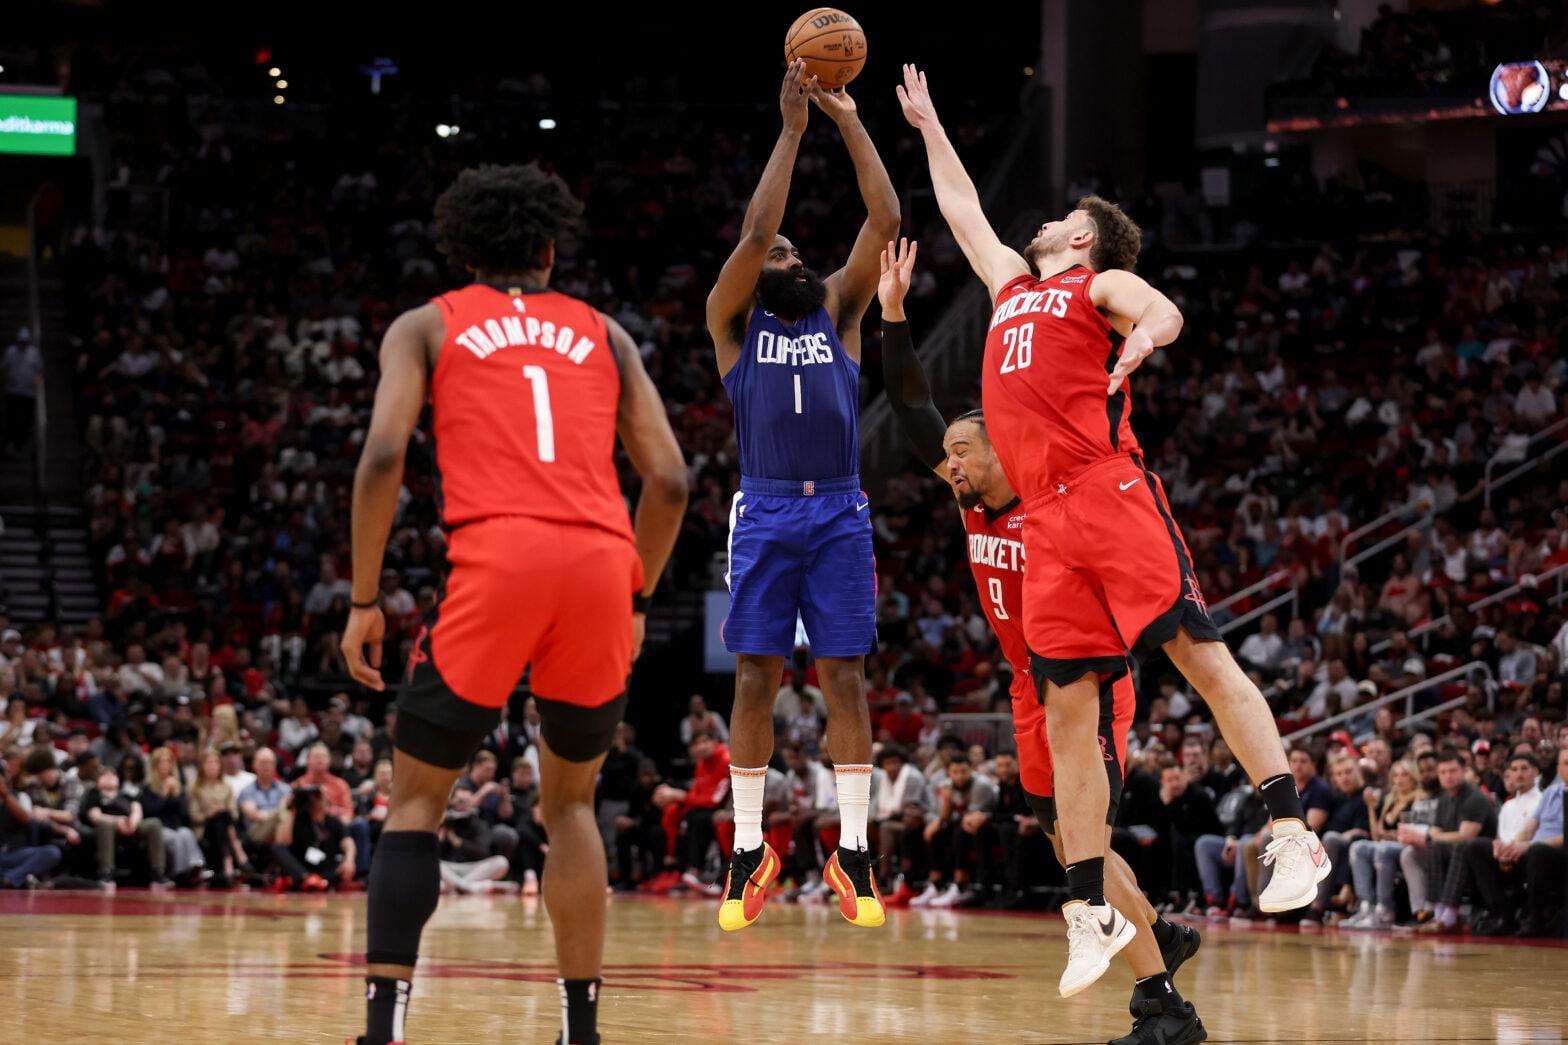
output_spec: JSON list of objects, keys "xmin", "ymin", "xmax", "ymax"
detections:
[{"xmin": 756, "ymin": 265, "xmax": 827, "ymax": 319}]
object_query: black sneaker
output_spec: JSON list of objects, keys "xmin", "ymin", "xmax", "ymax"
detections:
[
  {"xmin": 1108, "ymin": 997, "xmax": 1208, "ymax": 1045},
  {"xmin": 1160, "ymin": 922, "xmax": 1202, "ymax": 980}
]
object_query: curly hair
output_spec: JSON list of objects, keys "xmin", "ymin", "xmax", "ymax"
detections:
[
  {"xmin": 432, "ymin": 163, "xmax": 584, "ymax": 274},
  {"xmin": 1075, "ymin": 194, "xmax": 1141, "ymax": 273}
]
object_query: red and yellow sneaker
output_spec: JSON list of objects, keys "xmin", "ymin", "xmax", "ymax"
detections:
[
  {"xmin": 823, "ymin": 847, "xmax": 885, "ymax": 928},
  {"xmin": 717, "ymin": 842, "xmax": 782, "ymax": 932}
]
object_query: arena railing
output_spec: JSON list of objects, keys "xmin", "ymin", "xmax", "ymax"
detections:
[
  {"xmin": 1483, "ymin": 416, "xmax": 1568, "ymax": 511},
  {"xmin": 1339, "ymin": 503, "xmax": 1435, "ymax": 574},
  {"xmin": 1372, "ymin": 562, "xmax": 1568, "ymax": 655},
  {"xmin": 1209, "ymin": 569, "xmax": 1290, "ymax": 618},
  {"xmin": 1281, "ymin": 660, "xmax": 1494, "ymax": 748},
  {"xmin": 1217, "ymin": 585, "xmax": 1299, "ymax": 639}
]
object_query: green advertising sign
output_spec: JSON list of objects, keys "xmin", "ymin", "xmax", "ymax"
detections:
[{"xmin": 0, "ymin": 95, "xmax": 78, "ymax": 156}]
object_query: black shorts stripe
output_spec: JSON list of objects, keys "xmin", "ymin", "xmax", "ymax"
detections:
[
  {"xmin": 1127, "ymin": 456, "xmax": 1222, "ymax": 663},
  {"xmin": 1103, "ymin": 331, "xmax": 1127, "ymax": 452}
]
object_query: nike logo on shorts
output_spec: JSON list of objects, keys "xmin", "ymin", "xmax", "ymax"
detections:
[{"xmin": 1119, "ymin": 479, "xmax": 1142, "ymax": 491}]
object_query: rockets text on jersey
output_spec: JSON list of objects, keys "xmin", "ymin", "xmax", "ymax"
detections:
[
  {"xmin": 980, "ymin": 265, "xmax": 1143, "ymax": 504},
  {"xmin": 429, "ymin": 284, "xmax": 632, "ymax": 543},
  {"xmin": 961, "ymin": 498, "xmax": 1032, "ymax": 705}
]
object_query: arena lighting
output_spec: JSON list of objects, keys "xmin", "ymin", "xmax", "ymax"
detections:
[
  {"xmin": 268, "ymin": 66, "xmax": 281, "ymax": 77},
  {"xmin": 276, "ymin": 79, "xmax": 288, "ymax": 89},
  {"xmin": 274, "ymin": 95, "xmax": 285, "ymax": 105},
  {"xmin": 436, "ymin": 124, "xmax": 450, "ymax": 138},
  {"xmin": 538, "ymin": 117, "xmax": 557, "ymax": 130}
]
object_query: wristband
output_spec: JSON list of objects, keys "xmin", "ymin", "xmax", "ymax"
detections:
[
  {"xmin": 632, "ymin": 593, "xmax": 651, "ymax": 614},
  {"xmin": 350, "ymin": 598, "xmax": 379, "ymax": 610}
]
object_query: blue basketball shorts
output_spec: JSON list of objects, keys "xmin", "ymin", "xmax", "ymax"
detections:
[{"xmin": 723, "ymin": 475, "xmax": 876, "ymax": 659}]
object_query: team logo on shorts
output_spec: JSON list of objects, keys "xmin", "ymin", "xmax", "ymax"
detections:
[
  {"xmin": 1098, "ymin": 736, "xmax": 1112, "ymax": 762},
  {"xmin": 1183, "ymin": 574, "xmax": 1210, "ymax": 618},
  {"xmin": 406, "ymin": 626, "xmax": 432, "ymax": 678}
]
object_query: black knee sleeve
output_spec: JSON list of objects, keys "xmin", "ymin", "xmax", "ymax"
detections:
[
  {"xmin": 1026, "ymin": 791, "xmax": 1057, "ymax": 834},
  {"xmin": 393, "ymin": 707, "xmax": 496, "ymax": 770},
  {"xmin": 366, "ymin": 831, "xmax": 440, "ymax": 967},
  {"xmin": 536, "ymin": 692, "xmax": 627, "ymax": 762}
]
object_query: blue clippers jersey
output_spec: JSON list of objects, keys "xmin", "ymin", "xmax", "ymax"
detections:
[{"xmin": 721, "ymin": 305, "xmax": 860, "ymax": 481}]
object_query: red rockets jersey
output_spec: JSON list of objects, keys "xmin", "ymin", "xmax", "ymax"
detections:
[
  {"xmin": 980, "ymin": 265, "xmax": 1142, "ymax": 502},
  {"xmin": 961, "ymin": 498, "xmax": 1032, "ymax": 706},
  {"xmin": 428, "ymin": 284, "xmax": 632, "ymax": 543}
]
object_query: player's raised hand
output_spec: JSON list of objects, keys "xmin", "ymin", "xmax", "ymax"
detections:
[
  {"xmin": 780, "ymin": 59, "xmax": 811, "ymax": 132},
  {"xmin": 341, "ymin": 605, "xmax": 387, "ymax": 692},
  {"xmin": 1107, "ymin": 328, "xmax": 1155, "ymax": 395},
  {"xmin": 806, "ymin": 77, "xmax": 856, "ymax": 122},
  {"xmin": 877, "ymin": 237, "xmax": 918, "ymax": 320},
  {"xmin": 896, "ymin": 63, "xmax": 939, "ymax": 130}
]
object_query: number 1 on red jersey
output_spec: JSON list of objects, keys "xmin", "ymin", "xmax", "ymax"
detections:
[{"xmin": 521, "ymin": 364, "xmax": 556, "ymax": 463}]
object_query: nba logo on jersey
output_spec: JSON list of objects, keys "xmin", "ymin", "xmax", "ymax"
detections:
[{"xmin": 719, "ymin": 303, "xmax": 876, "ymax": 658}]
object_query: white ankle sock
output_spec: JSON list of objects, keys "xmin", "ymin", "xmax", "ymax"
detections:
[
  {"xmin": 729, "ymin": 765, "xmax": 768, "ymax": 852},
  {"xmin": 835, "ymin": 764, "xmax": 872, "ymax": 850}
]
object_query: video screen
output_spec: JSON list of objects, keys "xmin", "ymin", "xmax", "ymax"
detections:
[{"xmin": 1490, "ymin": 59, "xmax": 1568, "ymax": 116}]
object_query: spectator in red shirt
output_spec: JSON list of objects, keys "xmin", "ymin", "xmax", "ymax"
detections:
[
  {"xmin": 654, "ymin": 731, "xmax": 730, "ymax": 892},
  {"xmin": 878, "ymin": 693, "xmax": 925, "ymax": 746}
]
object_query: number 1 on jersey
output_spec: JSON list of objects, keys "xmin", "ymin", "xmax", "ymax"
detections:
[
  {"xmin": 521, "ymin": 364, "xmax": 556, "ymax": 463},
  {"xmin": 793, "ymin": 373, "xmax": 802, "ymax": 415},
  {"xmin": 987, "ymin": 577, "xmax": 1009, "ymax": 620}
]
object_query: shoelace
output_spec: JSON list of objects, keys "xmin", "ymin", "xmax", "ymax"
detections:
[
  {"xmin": 724, "ymin": 850, "xmax": 764, "ymax": 901},
  {"xmin": 1064, "ymin": 907, "xmax": 1100, "ymax": 963},
  {"xmin": 1261, "ymin": 833, "xmax": 1306, "ymax": 879},
  {"xmin": 839, "ymin": 849, "xmax": 875, "ymax": 896}
]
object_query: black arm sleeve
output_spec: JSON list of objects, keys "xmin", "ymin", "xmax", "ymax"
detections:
[{"xmin": 880, "ymin": 320, "xmax": 949, "ymax": 471}]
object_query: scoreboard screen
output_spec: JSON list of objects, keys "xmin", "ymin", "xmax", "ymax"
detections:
[{"xmin": 0, "ymin": 94, "xmax": 77, "ymax": 156}]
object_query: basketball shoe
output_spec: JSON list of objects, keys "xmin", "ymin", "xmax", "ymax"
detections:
[
  {"xmin": 717, "ymin": 842, "xmax": 781, "ymax": 932},
  {"xmin": 1256, "ymin": 820, "xmax": 1331, "ymax": 913},
  {"xmin": 1107, "ymin": 995, "xmax": 1208, "ymax": 1045},
  {"xmin": 1160, "ymin": 921, "xmax": 1202, "ymax": 979},
  {"xmin": 822, "ymin": 847, "xmax": 885, "ymax": 927},
  {"xmin": 1058, "ymin": 900, "xmax": 1135, "ymax": 997}
]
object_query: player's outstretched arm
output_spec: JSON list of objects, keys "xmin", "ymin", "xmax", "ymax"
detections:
[
  {"xmin": 877, "ymin": 238, "xmax": 948, "ymax": 477},
  {"xmin": 808, "ymin": 82, "xmax": 900, "ymax": 346},
  {"xmin": 1089, "ymin": 269, "xmax": 1184, "ymax": 394},
  {"xmin": 896, "ymin": 64, "xmax": 1028, "ymax": 299},
  {"xmin": 343, "ymin": 304, "xmax": 438, "ymax": 690},
  {"xmin": 706, "ymin": 59, "xmax": 811, "ymax": 372},
  {"xmin": 606, "ymin": 315, "xmax": 690, "ymax": 659}
]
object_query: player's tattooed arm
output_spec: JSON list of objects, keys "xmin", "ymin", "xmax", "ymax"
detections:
[
  {"xmin": 1089, "ymin": 269, "xmax": 1184, "ymax": 395},
  {"xmin": 706, "ymin": 59, "xmax": 811, "ymax": 374},
  {"xmin": 896, "ymin": 64, "xmax": 1029, "ymax": 300},
  {"xmin": 343, "ymin": 303, "xmax": 439, "ymax": 690},
  {"xmin": 606, "ymin": 314, "xmax": 689, "ymax": 657},
  {"xmin": 877, "ymin": 238, "xmax": 948, "ymax": 475},
  {"xmin": 810, "ymin": 80, "xmax": 900, "ymax": 350}
]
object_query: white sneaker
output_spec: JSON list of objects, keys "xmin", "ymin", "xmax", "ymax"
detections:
[
  {"xmin": 1058, "ymin": 901, "xmax": 1136, "ymax": 997},
  {"xmin": 522, "ymin": 870, "xmax": 539, "ymax": 897},
  {"xmin": 1258, "ymin": 823, "xmax": 1331, "ymax": 913},
  {"xmin": 1341, "ymin": 901, "xmax": 1373, "ymax": 929},
  {"xmin": 1372, "ymin": 905, "xmax": 1394, "ymax": 929},
  {"xmin": 928, "ymin": 883, "xmax": 962, "ymax": 908},
  {"xmin": 909, "ymin": 882, "xmax": 940, "ymax": 908}
]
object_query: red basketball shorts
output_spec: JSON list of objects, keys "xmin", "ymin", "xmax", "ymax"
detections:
[
  {"xmin": 402, "ymin": 516, "xmax": 643, "ymax": 728},
  {"xmin": 1022, "ymin": 453, "xmax": 1220, "ymax": 689}
]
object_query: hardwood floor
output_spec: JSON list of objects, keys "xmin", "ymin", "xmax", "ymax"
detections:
[{"xmin": 3, "ymin": 890, "xmax": 1565, "ymax": 1043}]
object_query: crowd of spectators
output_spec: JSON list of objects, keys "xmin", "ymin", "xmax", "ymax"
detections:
[
  {"xmin": 2, "ymin": 38, "xmax": 1565, "ymax": 939},
  {"xmin": 1303, "ymin": 1, "xmax": 1567, "ymax": 94}
]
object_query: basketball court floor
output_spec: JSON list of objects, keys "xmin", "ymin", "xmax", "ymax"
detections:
[{"xmin": 3, "ymin": 890, "xmax": 1565, "ymax": 1043}]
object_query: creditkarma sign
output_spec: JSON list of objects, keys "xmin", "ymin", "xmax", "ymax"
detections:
[{"xmin": 0, "ymin": 95, "xmax": 77, "ymax": 156}]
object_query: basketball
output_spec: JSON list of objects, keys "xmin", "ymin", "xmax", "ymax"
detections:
[{"xmin": 784, "ymin": 7, "xmax": 867, "ymax": 89}]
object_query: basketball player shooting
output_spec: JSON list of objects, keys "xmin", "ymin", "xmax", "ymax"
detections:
[
  {"xmin": 897, "ymin": 64, "xmax": 1328, "ymax": 999},
  {"xmin": 705, "ymin": 58, "xmax": 899, "ymax": 933},
  {"xmin": 341, "ymin": 164, "xmax": 689, "ymax": 1045},
  {"xmin": 878, "ymin": 238, "xmax": 1205, "ymax": 1045}
]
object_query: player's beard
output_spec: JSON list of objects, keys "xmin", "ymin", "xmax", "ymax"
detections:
[
  {"xmin": 956, "ymin": 486, "xmax": 983, "ymax": 510},
  {"xmin": 756, "ymin": 266, "xmax": 827, "ymax": 319},
  {"xmin": 1024, "ymin": 227, "xmax": 1072, "ymax": 270}
]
